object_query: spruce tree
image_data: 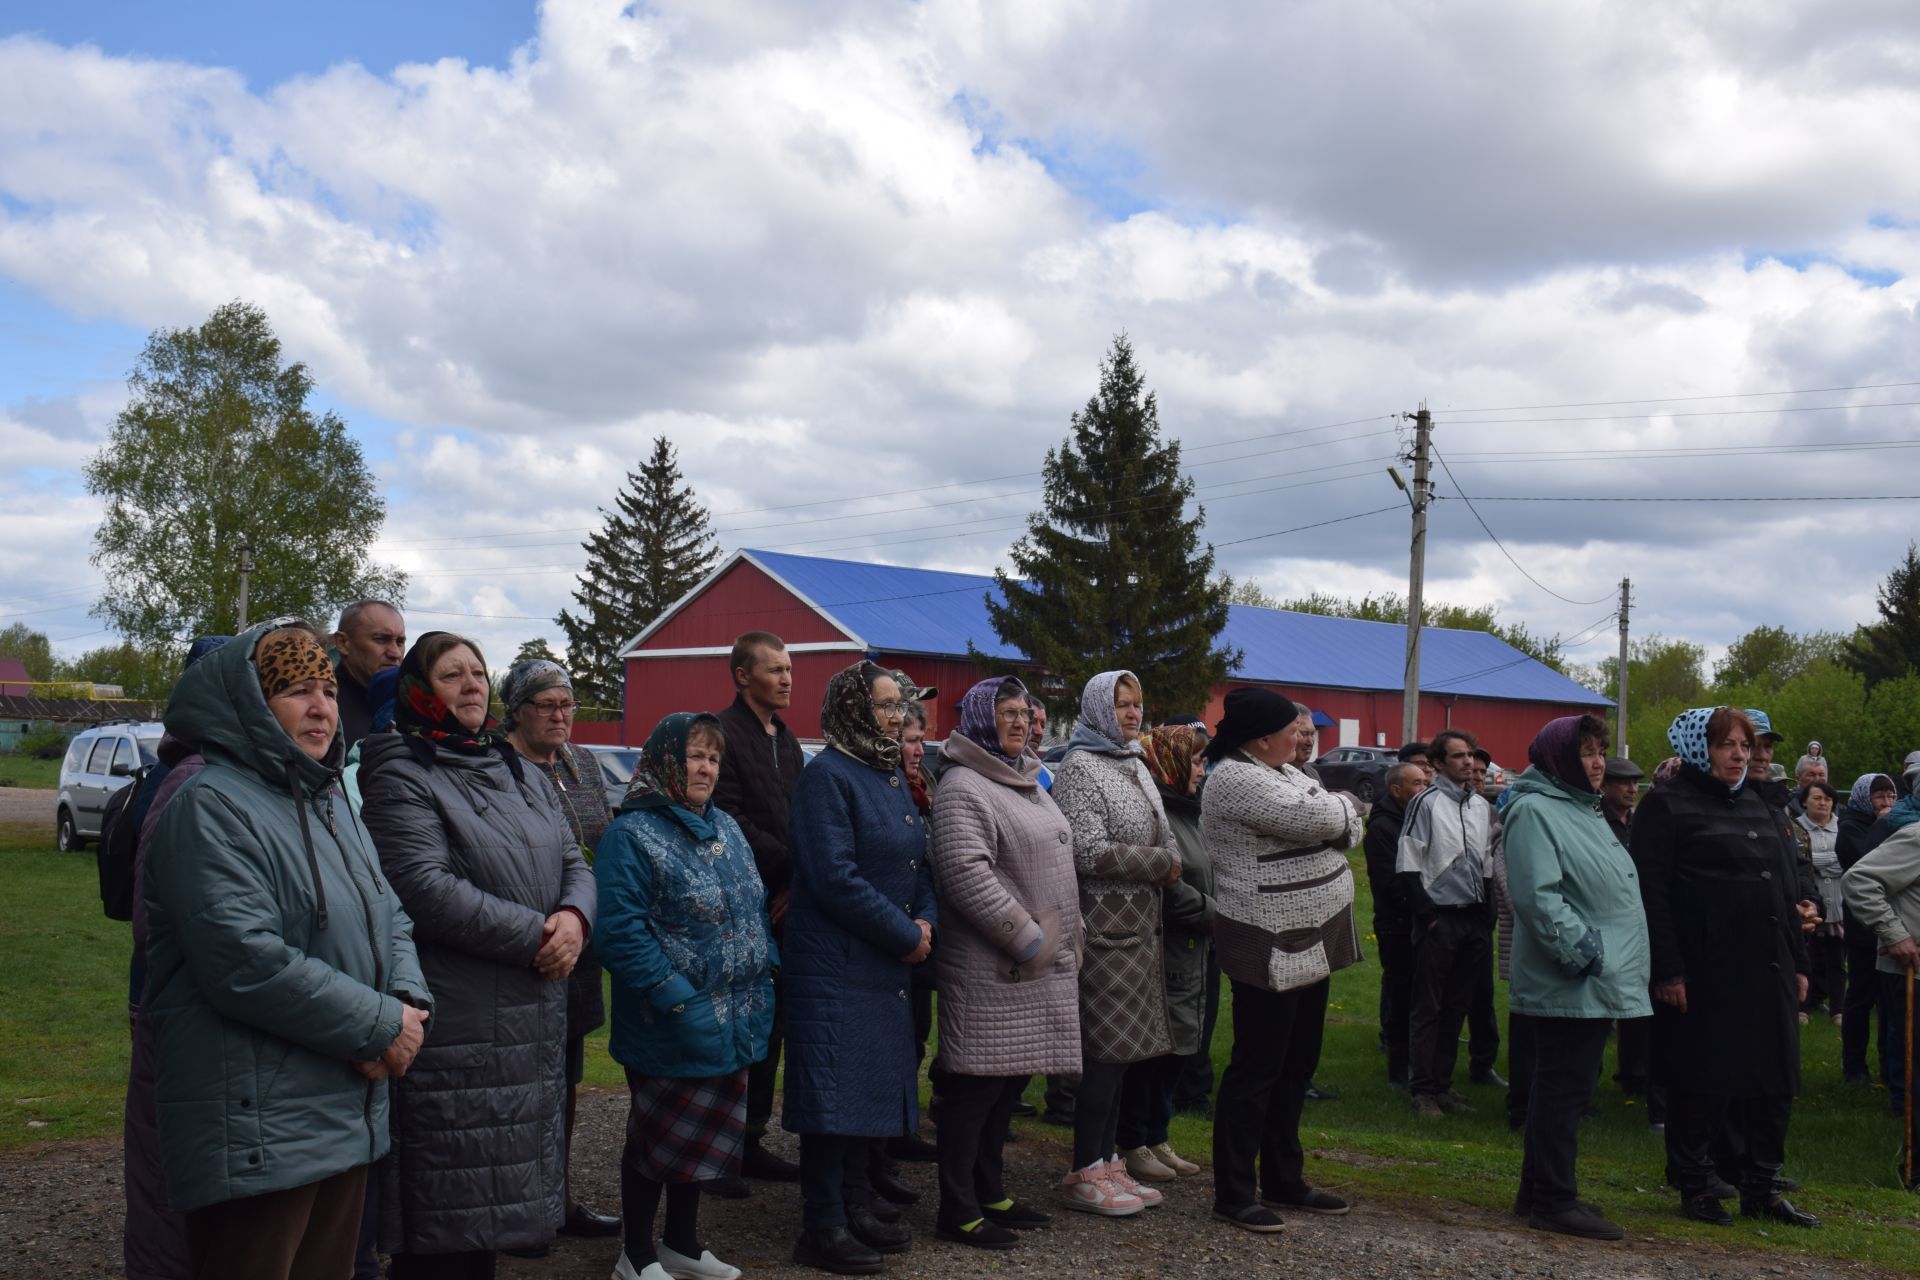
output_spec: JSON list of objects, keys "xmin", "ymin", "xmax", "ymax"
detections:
[
  {"xmin": 977, "ymin": 336, "xmax": 1238, "ymax": 715},
  {"xmin": 556, "ymin": 437, "xmax": 720, "ymax": 708},
  {"xmin": 1843, "ymin": 542, "xmax": 1920, "ymax": 688}
]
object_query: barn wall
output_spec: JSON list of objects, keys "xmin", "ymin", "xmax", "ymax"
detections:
[
  {"xmin": 641, "ymin": 560, "xmax": 852, "ymax": 650},
  {"xmin": 624, "ymin": 650, "xmax": 867, "ymax": 743}
]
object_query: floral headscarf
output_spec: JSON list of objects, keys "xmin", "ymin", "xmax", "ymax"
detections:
[
  {"xmin": 622, "ymin": 711, "xmax": 722, "ymax": 840},
  {"xmin": 1060, "ymin": 669, "xmax": 1144, "ymax": 760},
  {"xmin": 1666, "ymin": 706, "xmax": 1743, "ymax": 793},
  {"xmin": 397, "ymin": 632, "xmax": 505, "ymax": 759},
  {"xmin": 500, "ymin": 658, "xmax": 572, "ymax": 733},
  {"xmin": 820, "ymin": 661, "xmax": 903, "ymax": 771},
  {"xmin": 1848, "ymin": 773, "xmax": 1895, "ymax": 817},
  {"xmin": 956, "ymin": 676, "xmax": 1028, "ymax": 761},
  {"xmin": 1651, "ymin": 756, "xmax": 1685, "ymax": 786},
  {"xmin": 1142, "ymin": 724, "xmax": 1203, "ymax": 798}
]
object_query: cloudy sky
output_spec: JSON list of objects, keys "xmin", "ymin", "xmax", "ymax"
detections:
[{"xmin": 3, "ymin": 0, "xmax": 1916, "ymax": 680}]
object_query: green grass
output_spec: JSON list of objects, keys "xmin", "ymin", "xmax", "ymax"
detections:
[{"xmin": 0, "ymin": 756, "xmax": 62, "ymax": 789}]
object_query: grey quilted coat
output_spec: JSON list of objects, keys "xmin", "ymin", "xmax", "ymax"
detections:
[
  {"xmin": 1052, "ymin": 749, "xmax": 1175, "ymax": 1064},
  {"xmin": 357, "ymin": 733, "xmax": 597, "ymax": 1256},
  {"xmin": 929, "ymin": 734, "xmax": 1084, "ymax": 1076}
]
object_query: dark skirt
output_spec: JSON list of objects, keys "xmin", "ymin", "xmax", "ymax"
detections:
[{"xmin": 623, "ymin": 1068, "xmax": 749, "ymax": 1184}]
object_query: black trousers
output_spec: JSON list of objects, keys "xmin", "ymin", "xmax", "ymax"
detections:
[
  {"xmin": 1517, "ymin": 1017, "xmax": 1611, "ymax": 1213},
  {"xmin": 798, "ymin": 1133, "xmax": 873, "ymax": 1230},
  {"xmin": 934, "ymin": 1075, "xmax": 1024, "ymax": 1227},
  {"xmin": 1115, "ymin": 1053, "xmax": 1181, "ymax": 1150},
  {"xmin": 1173, "ymin": 953, "xmax": 1224, "ymax": 1109},
  {"xmin": 1469, "ymin": 927, "xmax": 1500, "ymax": 1075},
  {"xmin": 745, "ymin": 968, "xmax": 786, "ymax": 1134},
  {"xmin": 1408, "ymin": 910, "xmax": 1491, "ymax": 1097},
  {"xmin": 1843, "ymin": 934, "xmax": 1888, "ymax": 1079},
  {"xmin": 1374, "ymin": 913, "xmax": 1414, "ymax": 1082},
  {"xmin": 1210, "ymin": 978, "xmax": 1328, "ymax": 1211},
  {"xmin": 1667, "ymin": 1090, "xmax": 1790, "ymax": 1199},
  {"xmin": 1071, "ymin": 1059, "xmax": 1129, "ymax": 1170},
  {"xmin": 1505, "ymin": 1011, "xmax": 1537, "ymax": 1124},
  {"xmin": 1805, "ymin": 935, "xmax": 1846, "ymax": 1013},
  {"xmin": 387, "ymin": 1251, "xmax": 495, "ymax": 1280}
]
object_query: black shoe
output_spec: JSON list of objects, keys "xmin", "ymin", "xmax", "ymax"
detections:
[
  {"xmin": 1513, "ymin": 1194, "xmax": 1601, "ymax": 1218},
  {"xmin": 1304, "ymin": 1080, "xmax": 1340, "ymax": 1101},
  {"xmin": 885, "ymin": 1132, "xmax": 939, "ymax": 1163},
  {"xmin": 1472, "ymin": 1068, "xmax": 1510, "ymax": 1089},
  {"xmin": 1672, "ymin": 1172, "xmax": 1736, "ymax": 1200},
  {"xmin": 1844, "ymin": 1070, "xmax": 1876, "ymax": 1088},
  {"xmin": 742, "ymin": 1139, "xmax": 801, "ymax": 1182},
  {"xmin": 1682, "ymin": 1194, "xmax": 1732, "ymax": 1226},
  {"xmin": 559, "ymin": 1204, "xmax": 622, "ymax": 1237},
  {"xmin": 1528, "ymin": 1205, "xmax": 1624, "ymax": 1240},
  {"xmin": 1009, "ymin": 1099, "xmax": 1038, "ymax": 1117},
  {"xmin": 704, "ymin": 1173, "xmax": 750, "ymax": 1200},
  {"xmin": 1213, "ymin": 1203, "xmax": 1285, "ymax": 1233},
  {"xmin": 846, "ymin": 1205, "xmax": 913, "ymax": 1254},
  {"xmin": 871, "ymin": 1166, "xmax": 922, "ymax": 1206},
  {"xmin": 866, "ymin": 1193, "xmax": 902, "ymax": 1224},
  {"xmin": 502, "ymin": 1244, "xmax": 550, "ymax": 1259},
  {"xmin": 793, "ymin": 1225, "xmax": 884, "ymax": 1274},
  {"xmin": 1261, "ymin": 1188, "xmax": 1348, "ymax": 1215},
  {"xmin": 1042, "ymin": 1107, "xmax": 1075, "ymax": 1127},
  {"xmin": 1741, "ymin": 1196, "xmax": 1820, "ymax": 1228},
  {"xmin": 935, "ymin": 1219, "xmax": 1020, "ymax": 1249},
  {"xmin": 1773, "ymin": 1173, "xmax": 1801, "ymax": 1193},
  {"xmin": 982, "ymin": 1201, "xmax": 1051, "ymax": 1229}
]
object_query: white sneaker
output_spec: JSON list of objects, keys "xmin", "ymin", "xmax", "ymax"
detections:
[
  {"xmin": 1152, "ymin": 1142, "xmax": 1201, "ymax": 1176},
  {"xmin": 1059, "ymin": 1162, "xmax": 1145, "ymax": 1216},
  {"xmin": 612, "ymin": 1255, "xmax": 674, "ymax": 1280},
  {"xmin": 1105, "ymin": 1156, "xmax": 1163, "ymax": 1207},
  {"xmin": 657, "ymin": 1243, "xmax": 741, "ymax": 1280},
  {"xmin": 1123, "ymin": 1144, "xmax": 1178, "ymax": 1181}
]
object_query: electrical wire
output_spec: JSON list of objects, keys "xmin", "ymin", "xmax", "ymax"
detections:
[
  {"xmin": 1429, "ymin": 446, "xmax": 1617, "ymax": 607},
  {"xmin": 1442, "ymin": 380, "xmax": 1920, "ymax": 414},
  {"xmin": 1438, "ymin": 400, "xmax": 1920, "ymax": 427},
  {"xmin": 1213, "ymin": 505, "xmax": 1403, "ymax": 548},
  {"xmin": 1449, "ymin": 493, "xmax": 1920, "ymax": 503}
]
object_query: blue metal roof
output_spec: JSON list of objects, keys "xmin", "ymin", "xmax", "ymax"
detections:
[{"xmin": 743, "ymin": 549, "xmax": 1610, "ymax": 706}]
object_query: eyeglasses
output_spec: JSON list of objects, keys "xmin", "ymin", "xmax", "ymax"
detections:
[
  {"xmin": 995, "ymin": 708, "xmax": 1030, "ymax": 724},
  {"xmin": 870, "ymin": 700, "xmax": 907, "ymax": 718},
  {"xmin": 528, "ymin": 699, "xmax": 578, "ymax": 717}
]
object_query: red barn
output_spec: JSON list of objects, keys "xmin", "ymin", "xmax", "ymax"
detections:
[{"xmin": 619, "ymin": 549, "xmax": 1611, "ymax": 765}]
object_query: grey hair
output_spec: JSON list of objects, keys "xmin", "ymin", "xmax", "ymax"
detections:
[
  {"xmin": 336, "ymin": 599, "xmax": 402, "ymax": 635},
  {"xmin": 1386, "ymin": 761, "xmax": 1426, "ymax": 791}
]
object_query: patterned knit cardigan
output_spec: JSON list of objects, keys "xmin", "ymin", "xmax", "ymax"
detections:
[{"xmin": 1200, "ymin": 753, "xmax": 1365, "ymax": 993}]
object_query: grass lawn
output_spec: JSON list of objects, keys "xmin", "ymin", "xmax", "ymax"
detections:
[
  {"xmin": 7, "ymin": 827, "xmax": 1918, "ymax": 1269},
  {"xmin": 0, "ymin": 755, "xmax": 62, "ymax": 789}
]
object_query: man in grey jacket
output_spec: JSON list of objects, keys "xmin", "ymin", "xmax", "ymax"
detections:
[{"xmin": 1841, "ymin": 824, "xmax": 1920, "ymax": 1186}]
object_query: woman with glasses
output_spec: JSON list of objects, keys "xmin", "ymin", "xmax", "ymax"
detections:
[
  {"xmin": 500, "ymin": 659, "xmax": 621, "ymax": 1245},
  {"xmin": 783, "ymin": 662, "xmax": 938, "ymax": 1274}
]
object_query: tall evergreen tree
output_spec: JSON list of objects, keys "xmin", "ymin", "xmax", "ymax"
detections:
[
  {"xmin": 977, "ymin": 336, "xmax": 1238, "ymax": 715},
  {"xmin": 556, "ymin": 436, "xmax": 719, "ymax": 707},
  {"xmin": 1843, "ymin": 542, "xmax": 1920, "ymax": 689}
]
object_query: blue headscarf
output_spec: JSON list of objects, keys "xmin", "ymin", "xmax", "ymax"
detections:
[
  {"xmin": 1667, "ymin": 706, "xmax": 1744, "ymax": 794},
  {"xmin": 621, "ymin": 712, "xmax": 722, "ymax": 841},
  {"xmin": 1060, "ymin": 670, "xmax": 1144, "ymax": 760}
]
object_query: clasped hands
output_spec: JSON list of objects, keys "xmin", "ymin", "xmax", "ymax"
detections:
[
  {"xmin": 900, "ymin": 918, "xmax": 933, "ymax": 964},
  {"xmin": 533, "ymin": 910, "xmax": 585, "ymax": 980},
  {"xmin": 352, "ymin": 1003, "xmax": 430, "ymax": 1081}
]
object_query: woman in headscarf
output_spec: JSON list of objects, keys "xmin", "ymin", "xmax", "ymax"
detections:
[
  {"xmin": 498, "ymin": 658, "xmax": 620, "ymax": 1244},
  {"xmin": 358, "ymin": 633, "xmax": 597, "ymax": 1278},
  {"xmin": 1050, "ymin": 670, "xmax": 1179, "ymax": 1216},
  {"xmin": 1501, "ymin": 714, "xmax": 1649, "ymax": 1242},
  {"xmin": 1796, "ymin": 780, "xmax": 1845, "ymax": 1025},
  {"xmin": 142, "ymin": 622, "xmax": 431, "ymax": 1280},
  {"xmin": 1117, "ymin": 724, "xmax": 1215, "ymax": 1184},
  {"xmin": 783, "ymin": 662, "xmax": 938, "ymax": 1274},
  {"xmin": 1631, "ymin": 707, "xmax": 1816, "ymax": 1230},
  {"xmin": 1838, "ymin": 772, "xmax": 1899, "ymax": 1086},
  {"xmin": 927, "ymin": 677, "xmax": 1081, "ymax": 1248},
  {"xmin": 595, "ymin": 712, "xmax": 774, "ymax": 1280},
  {"xmin": 1199, "ymin": 688, "xmax": 1364, "ymax": 1233}
]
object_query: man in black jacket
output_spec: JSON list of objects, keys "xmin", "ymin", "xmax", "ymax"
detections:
[
  {"xmin": 710, "ymin": 631, "xmax": 805, "ymax": 1187},
  {"xmin": 329, "ymin": 600, "xmax": 404, "ymax": 748},
  {"xmin": 1364, "ymin": 761, "xmax": 1427, "ymax": 1086}
]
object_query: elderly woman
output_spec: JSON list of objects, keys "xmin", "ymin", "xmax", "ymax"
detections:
[
  {"xmin": 1200, "ymin": 688, "xmax": 1364, "ymax": 1233},
  {"xmin": 928, "ymin": 677, "xmax": 1082, "ymax": 1247},
  {"xmin": 498, "ymin": 658, "xmax": 620, "ymax": 1243},
  {"xmin": 1839, "ymin": 773, "xmax": 1900, "ymax": 1086},
  {"xmin": 143, "ymin": 622, "xmax": 431, "ymax": 1280},
  {"xmin": 359, "ymin": 633, "xmax": 597, "ymax": 1278},
  {"xmin": 1051, "ymin": 670, "xmax": 1179, "ymax": 1216},
  {"xmin": 1797, "ymin": 780, "xmax": 1846, "ymax": 1023},
  {"xmin": 784, "ymin": 662, "xmax": 938, "ymax": 1273},
  {"xmin": 1118, "ymin": 724, "xmax": 1215, "ymax": 1183},
  {"xmin": 1502, "ymin": 714, "xmax": 1649, "ymax": 1242},
  {"xmin": 595, "ymin": 712, "xmax": 774, "ymax": 1280},
  {"xmin": 1632, "ymin": 707, "xmax": 1815, "ymax": 1229},
  {"xmin": 1841, "ymin": 822, "xmax": 1920, "ymax": 1189}
]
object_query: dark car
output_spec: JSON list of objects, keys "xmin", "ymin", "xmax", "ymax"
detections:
[
  {"xmin": 580, "ymin": 744, "xmax": 641, "ymax": 812},
  {"xmin": 1310, "ymin": 745, "xmax": 1400, "ymax": 804}
]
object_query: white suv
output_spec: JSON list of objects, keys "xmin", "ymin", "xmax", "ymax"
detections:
[{"xmin": 55, "ymin": 721, "xmax": 164, "ymax": 852}]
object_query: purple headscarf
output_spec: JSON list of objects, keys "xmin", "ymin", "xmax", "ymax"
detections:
[
  {"xmin": 956, "ymin": 676, "xmax": 1028, "ymax": 761},
  {"xmin": 1527, "ymin": 714, "xmax": 1599, "ymax": 794}
]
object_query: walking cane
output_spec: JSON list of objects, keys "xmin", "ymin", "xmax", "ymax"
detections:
[{"xmin": 1907, "ymin": 967, "xmax": 1915, "ymax": 1189}]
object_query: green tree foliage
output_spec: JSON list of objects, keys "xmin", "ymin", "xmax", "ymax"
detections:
[
  {"xmin": 84, "ymin": 301, "xmax": 403, "ymax": 651},
  {"xmin": 513, "ymin": 637, "xmax": 563, "ymax": 667},
  {"xmin": 1595, "ymin": 635, "xmax": 1706, "ymax": 709},
  {"xmin": 980, "ymin": 336, "xmax": 1237, "ymax": 715},
  {"xmin": 1843, "ymin": 543, "xmax": 1920, "ymax": 688},
  {"xmin": 1227, "ymin": 584, "xmax": 1567, "ymax": 671},
  {"xmin": 0, "ymin": 624, "xmax": 56, "ymax": 682},
  {"xmin": 54, "ymin": 641, "xmax": 178, "ymax": 702},
  {"xmin": 1714, "ymin": 624, "xmax": 1844, "ymax": 687},
  {"xmin": 556, "ymin": 436, "xmax": 720, "ymax": 709}
]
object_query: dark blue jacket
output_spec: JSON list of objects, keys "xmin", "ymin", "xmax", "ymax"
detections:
[{"xmin": 781, "ymin": 748, "xmax": 937, "ymax": 1137}]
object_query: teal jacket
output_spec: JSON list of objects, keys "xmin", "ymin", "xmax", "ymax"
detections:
[
  {"xmin": 143, "ymin": 625, "xmax": 432, "ymax": 1213},
  {"xmin": 1501, "ymin": 767, "xmax": 1652, "ymax": 1020}
]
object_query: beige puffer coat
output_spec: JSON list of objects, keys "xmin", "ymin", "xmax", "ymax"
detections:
[
  {"xmin": 1053, "ymin": 748, "xmax": 1176, "ymax": 1064},
  {"xmin": 929, "ymin": 734, "xmax": 1084, "ymax": 1076}
]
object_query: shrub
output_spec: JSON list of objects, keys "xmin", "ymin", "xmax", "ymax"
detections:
[{"xmin": 15, "ymin": 725, "xmax": 70, "ymax": 760}]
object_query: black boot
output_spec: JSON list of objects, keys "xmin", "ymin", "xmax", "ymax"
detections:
[
  {"xmin": 870, "ymin": 1165, "xmax": 921, "ymax": 1205},
  {"xmin": 742, "ymin": 1136, "xmax": 801, "ymax": 1182},
  {"xmin": 793, "ymin": 1225, "xmax": 884, "ymax": 1275},
  {"xmin": 846, "ymin": 1204, "xmax": 912, "ymax": 1254}
]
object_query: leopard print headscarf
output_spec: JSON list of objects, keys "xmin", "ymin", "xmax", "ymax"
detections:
[{"xmin": 256, "ymin": 629, "xmax": 334, "ymax": 700}]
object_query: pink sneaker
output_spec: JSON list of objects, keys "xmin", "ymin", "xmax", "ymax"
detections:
[
  {"xmin": 1104, "ymin": 1156, "xmax": 1164, "ymax": 1207},
  {"xmin": 1060, "ymin": 1162, "xmax": 1145, "ymax": 1216}
]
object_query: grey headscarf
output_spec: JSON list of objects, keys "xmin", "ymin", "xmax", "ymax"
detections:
[
  {"xmin": 500, "ymin": 658, "xmax": 573, "ymax": 733},
  {"xmin": 1060, "ymin": 669, "xmax": 1144, "ymax": 760}
]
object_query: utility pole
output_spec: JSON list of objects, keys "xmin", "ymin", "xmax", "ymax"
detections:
[
  {"xmin": 1615, "ymin": 577, "xmax": 1631, "ymax": 756},
  {"xmin": 1398, "ymin": 405, "xmax": 1434, "ymax": 746},
  {"xmin": 236, "ymin": 537, "xmax": 254, "ymax": 631}
]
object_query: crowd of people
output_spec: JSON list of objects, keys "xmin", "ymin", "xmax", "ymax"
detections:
[{"xmin": 112, "ymin": 601, "xmax": 1920, "ymax": 1279}]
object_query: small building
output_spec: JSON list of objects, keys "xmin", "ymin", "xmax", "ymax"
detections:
[{"xmin": 618, "ymin": 549, "xmax": 1611, "ymax": 765}]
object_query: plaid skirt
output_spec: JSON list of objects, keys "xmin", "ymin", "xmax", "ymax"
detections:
[{"xmin": 623, "ymin": 1067, "xmax": 749, "ymax": 1184}]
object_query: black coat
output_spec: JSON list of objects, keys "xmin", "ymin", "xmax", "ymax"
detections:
[
  {"xmin": 1632, "ymin": 765, "xmax": 1805, "ymax": 1097},
  {"xmin": 1362, "ymin": 795, "xmax": 1410, "ymax": 927},
  {"xmin": 709, "ymin": 693, "xmax": 805, "ymax": 898},
  {"xmin": 1837, "ymin": 805, "xmax": 1893, "ymax": 939}
]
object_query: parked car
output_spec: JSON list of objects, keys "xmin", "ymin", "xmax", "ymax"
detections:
[
  {"xmin": 55, "ymin": 721, "xmax": 163, "ymax": 852},
  {"xmin": 1310, "ymin": 745, "xmax": 1400, "ymax": 804},
  {"xmin": 580, "ymin": 744, "xmax": 642, "ymax": 813},
  {"xmin": 1481, "ymin": 760, "xmax": 1511, "ymax": 803}
]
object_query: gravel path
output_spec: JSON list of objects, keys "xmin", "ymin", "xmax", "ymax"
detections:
[
  {"xmin": 0, "ymin": 787, "xmax": 54, "ymax": 832},
  {"xmin": 0, "ymin": 1089, "xmax": 1895, "ymax": 1280}
]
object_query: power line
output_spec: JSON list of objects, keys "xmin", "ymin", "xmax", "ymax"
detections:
[
  {"xmin": 1438, "ymin": 400, "xmax": 1920, "ymax": 427},
  {"xmin": 1214, "ymin": 505, "xmax": 1403, "ymax": 548},
  {"xmin": 1456, "ymin": 493, "xmax": 1920, "ymax": 503},
  {"xmin": 1443, "ymin": 380, "xmax": 1920, "ymax": 414},
  {"xmin": 1429, "ymin": 446, "xmax": 1616, "ymax": 607}
]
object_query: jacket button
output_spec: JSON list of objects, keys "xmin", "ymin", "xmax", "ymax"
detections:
[
  {"xmin": 249, "ymin": 1153, "xmax": 261, "ymax": 1165},
  {"xmin": 241, "ymin": 1098, "xmax": 253, "ymax": 1108},
  {"xmin": 1057, "ymin": 831, "xmax": 1068, "ymax": 843},
  {"xmin": 889, "ymin": 775, "xmax": 900, "ymax": 788},
  {"xmin": 898, "ymin": 990, "xmax": 907, "ymax": 999},
  {"xmin": 1746, "ymin": 831, "xmax": 1757, "ymax": 839},
  {"xmin": 1002, "ymin": 921, "xmax": 1013, "ymax": 933},
  {"xmin": 1760, "ymin": 870, "xmax": 1772, "ymax": 881},
  {"xmin": 904, "ymin": 814, "xmax": 914, "ymax": 825},
  {"xmin": 1768, "ymin": 917, "xmax": 1778, "ymax": 926},
  {"xmin": 1770, "ymin": 962, "xmax": 1781, "ymax": 972}
]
